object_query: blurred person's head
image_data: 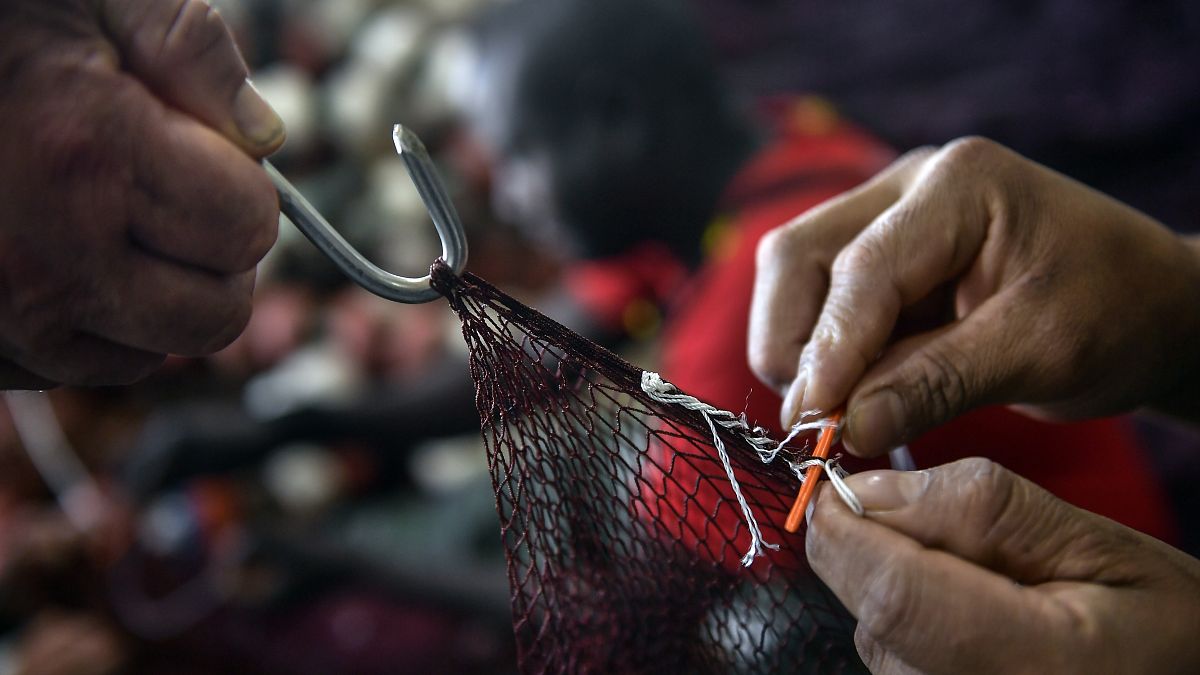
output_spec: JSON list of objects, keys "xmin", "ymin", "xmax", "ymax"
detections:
[{"xmin": 462, "ymin": 0, "xmax": 756, "ymax": 263}]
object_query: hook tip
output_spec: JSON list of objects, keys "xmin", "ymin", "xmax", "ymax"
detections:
[{"xmin": 392, "ymin": 124, "xmax": 427, "ymax": 157}]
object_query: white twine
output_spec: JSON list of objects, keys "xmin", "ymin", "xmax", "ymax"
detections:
[
  {"xmin": 793, "ymin": 457, "xmax": 864, "ymax": 516},
  {"xmin": 640, "ymin": 371, "xmax": 861, "ymax": 566},
  {"xmin": 770, "ymin": 413, "xmax": 839, "ymax": 460}
]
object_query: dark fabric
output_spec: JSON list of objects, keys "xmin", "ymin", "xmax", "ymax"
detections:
[{"xmin": 692, "ymin": 0, "xmax": 1200, "ymax": 232}]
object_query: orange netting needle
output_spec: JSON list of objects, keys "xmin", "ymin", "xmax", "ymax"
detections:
[{"xmin": 784, "ymin": 409, "xmax": 843, "ymax": 533}]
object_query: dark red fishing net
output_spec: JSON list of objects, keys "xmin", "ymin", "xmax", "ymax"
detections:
[{"xmin": 431, "ymin": 263, "xmax": 865, "ymax": 674}]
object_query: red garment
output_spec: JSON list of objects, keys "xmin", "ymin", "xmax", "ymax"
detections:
[{"xmin": 573, "ymin": 99, "xmax": 1176, "ymax": 568}]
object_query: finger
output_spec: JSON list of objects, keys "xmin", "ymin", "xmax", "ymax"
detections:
[
  {"xmin": 748, "ymin": 231, "xmax": 827, "ymax": 395},
  {"xmin": 839, "ymin": 293, "xmax": 1028, "ymax": 457},
  {"xmin": 749, "ymin": 147, "xmax": 935, "ymax": 401},
  {"xmin": 128, "ymin": 102, "xmax": 279, "ymax": 275},
  {"xmin": 785, "ymin": 148, "xmax": 990, "ymax": 422},
  {"xmin": 77, "ymin": 247, "xmax": 256, "ymax": 357},
  {"xmin": 806, "ymin": 480, "xmax": 1083, "ymax": 674},
  {"xmin": 99, "ymin": 0, "xmax": 285, "ymax": 155},
  {"xmin": 853, "ymin": 627, "xmax": 925, "ymax": 675}
]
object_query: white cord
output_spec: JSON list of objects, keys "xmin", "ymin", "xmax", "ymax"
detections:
[
  {"xmin": 640, "ymin": 371, "xmax": 862, "ymax": 566},
  {"xmin": 793, "ymin": 457, "xmax": 864, "ymax": 516}
]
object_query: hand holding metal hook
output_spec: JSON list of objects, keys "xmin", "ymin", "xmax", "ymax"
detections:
[{"xmin": 266, "ymin": 125, "xmax": 468, "ymax": 304}]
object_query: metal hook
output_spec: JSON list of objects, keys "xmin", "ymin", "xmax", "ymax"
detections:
[{"xmin": 266, "ymin": 125, "xmax": 468, "ymax": 304}]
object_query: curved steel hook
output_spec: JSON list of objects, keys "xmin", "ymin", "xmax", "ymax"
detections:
[{"xmin": 267, "ymin": 125, "xmax": 468, "ymax": 304}]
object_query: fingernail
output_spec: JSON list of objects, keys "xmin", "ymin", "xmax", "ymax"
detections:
[
  {"xmin": 233, "ymin": 80, "xmax": 285, "ymax": 148},
  {"xmin": 781, "ymin": 365, "xmax": 810, "ymax": 428},
  {"xmin": 843, "ymin": 470, "xmax": 930, "ymax": 512},
  {"xmin": 845, "ymin": 389, "xmax": 905, "ymax": 457}
]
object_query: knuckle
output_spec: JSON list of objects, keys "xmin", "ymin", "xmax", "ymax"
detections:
[
  {"xmin": 854, "ymin": 628, "xmax": 912, "ymax": 675},
  {"xmin": 1037, "ymin": 315, "xmax": 1099, "ymax": 393},
  {"xmin": 757, "ymin": 213, "xmax": 833, "ymax": 271},
  {"xmin": 755, "ymin": 227, "xmax": 796, "ymax": 269},
  {"xmin": 150, "ymin": 1, "xmax": 220, "ymax": 59},
  {"xmin": 948, "ymin": 457, "xmax": 1023, "ymax": 535},
  {"xmin": 938, "ymin": 135, "xmax": 1001, "ymax": 168},
  {"xmin": 169, "ymin": 275, "xmax": 255, "ymax": 356},
  {"xmin": 954, "ymin": 456, "xmax": 1008, "ymax": 496},
  {"xmin": 894, "ymin": 343, "xmax": 973, "ymax": 430},
  {"xmin": 200, "ymin": 290, "xmax": 254, "ymax": 354},
  {"xmin": 1055, "ymin": 599, "xmax": 1103, "ymax": 648},
  {"xmin": 870, "ymin": 204, "xmax": 918, "ymax": 240},
  {"xmin": 233, "ymin": 214, "xmax": 278, "ymax": 272},
  {"xmin": 805, "ymin": 316, "xmax": 838, "ymax": 352},
  {"xmin": 128, "ymin": 0, "xmax": 185, "ymax": 60},
  {"xmin": 900, "ymin": 144, "xmax": 939, "ymax": 163},
  {"xmin": 831, "ymin": 236, "xmax": 882, "ymax": 278},
  {"xmin": 857, "ymin": 559, "xmax": 918, "ymax": 645},
  {"xmin": 198, "ymin": 311, "xmax": 249, "ymax": 355},
  {"xmin": 852, "ymin": 627, "xmax": 884, "ymax": 671},
  {"xmin": 127, "ymin": 0, "xmax": 247, "ymax": 97},
  {"xmin": 227, "ymin": 174, "xmax": 279, "ymax": 271},
  {"xmin": 809, "ymin": 301, "xmax": 873, "ymax": 377},
  {"xmin": 880, "ymin": 144, "xmax": 939, "ymax": 182},
  {"xmin": 805, "ymin": 301, "xmax": 852, "ymax": 357}
]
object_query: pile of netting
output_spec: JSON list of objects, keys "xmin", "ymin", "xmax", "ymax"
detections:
[{"xmin": 431, "ymin": 263, "xmax": 865, "ymax": 674}]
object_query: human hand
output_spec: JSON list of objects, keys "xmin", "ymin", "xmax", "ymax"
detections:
[
  {"xmin": 808, "ymin": 458, "xmax": 1200, "ymax": 674},
  {"xmin": 749, "ymin": 137, "xmax": 1200, "ymax": 458},
  {"xmin": 0, "ymin": 0, "xmax": 285, "ymax": 388},
  {"xmin": 15, "ymin": 610, "xmax": 127, "ymax": 675}
]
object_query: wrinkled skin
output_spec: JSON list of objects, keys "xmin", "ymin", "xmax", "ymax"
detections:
[
  {"xmin": 749, "ymin": 137, "xmax": 1200, "ymax": 457},
  {"xmin": 750, "ymin": 137, "xmax": 1200, "ymax": 673},
  {"xmin": 810, "ymin": 460, "xmax": 1200, "ymax": 674}
]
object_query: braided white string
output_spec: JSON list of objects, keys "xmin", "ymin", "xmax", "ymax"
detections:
[
  {"xmin": 640, "ymin": 371, "xmax": 861, "ymax": 566},
  {"xmin": 769, "ymin": 413, "xmax": 839, "ymax": 461},
  {"xmin": 641, "ymin": 371, "xmax": 776, "ymax": 565}
]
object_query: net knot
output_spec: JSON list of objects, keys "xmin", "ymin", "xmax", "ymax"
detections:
[
  {"xmin": 429, "ymin": 258, "xmax": 460, "ymax": 299},
  {"xmin": 640, "ymin": 370, "xmax": 672, "ymax": 395},
  {"xmin": 793, "ymin": 456, "xmax": 865, "ymax": 517}
]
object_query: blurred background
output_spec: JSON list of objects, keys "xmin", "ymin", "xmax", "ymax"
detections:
[{"xmin": 1, "ymin": 0, "xmax": 1198, "ymax": 672}]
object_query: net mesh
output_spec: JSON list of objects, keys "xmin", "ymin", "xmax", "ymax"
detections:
[{"xmin": 431, "ymin": 263, "xmax": 866, "ymax": 674}]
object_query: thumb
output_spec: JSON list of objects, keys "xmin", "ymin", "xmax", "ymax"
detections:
[
  {"xmin": 807, "ymin": 459, "xmax": 1129, "ymax": 674},
  {"xmin": 841, "ymin": 295, "xmax": 1028, "ymax": 457},
  {"xmin": 842, "ymin": 458, "xmax": 1134, "ymax": 583},
  {"xmin": 99, "ymin": 0, "xmax": 284, "ymax": 156}
]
